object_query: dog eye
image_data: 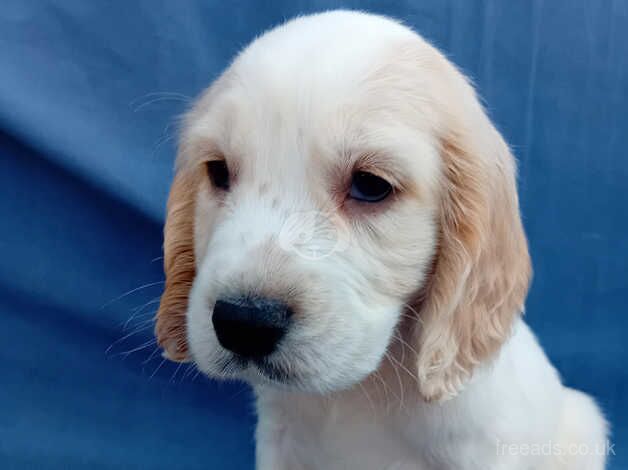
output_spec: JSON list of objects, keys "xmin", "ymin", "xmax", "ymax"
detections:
[
  {"xmin": 349, "ymin": 171, "xmax": 392, "ymax": 202},
  {"xmin": 206, "ymin": 160, "xmax": 230, "ymax": 190}
]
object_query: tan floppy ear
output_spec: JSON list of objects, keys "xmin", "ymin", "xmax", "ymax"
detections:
[
  {"xmin": 155, "ymin": 168, "xmax": 200, "ymax": 362},
  {"xmin": 416, "ymin": 115, "xmax": 532, "ymax": 402}
]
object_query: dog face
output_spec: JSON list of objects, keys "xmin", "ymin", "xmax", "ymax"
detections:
[{"xmin": 156, "ymin": 11, "xmax": 531, "ymax": 401}]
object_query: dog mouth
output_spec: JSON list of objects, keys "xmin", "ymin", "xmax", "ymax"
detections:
[
  {"xmin": 215, "ymin": 354, "xmax": 297, "ymax": 385},
  {"xmin": 254, "ymin": 358, "xmax": 296, "ymax": 383}
]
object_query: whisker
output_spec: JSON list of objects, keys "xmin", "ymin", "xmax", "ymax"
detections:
[
  {"xmin": 122, "ymin": 298, "xmax": 160, "ymax": 330},
  {"xmin": 393, "ymin": 331, "xmax": 420, "ymax": 358},
  {"xmin": 385, "ymin": 350, "xmax": 405, "ymax": 411},
  {"xmin": 402, "ymin": 303, "xmax": 423, "ymax": 325},
  {"xmin": 105, "ymin": 323, "xmax": 153, "ymax": 355},
  {"xmin": 115, "ymin": 338, "xmax": 157, "ymax": 358},
  {"xmin": 358, "ymin": 381, "xmax": 377, "ymax": 418},
  {"xmin": 130, "ymin": 91, "xmax": 192, "ymax": 102},
  {"xmin": 170, "ymin": 361, "xmax": 184, "ymax": 383},
  {"xmin": 370, "ymin": 368, "xmax": 398, "ymax": 411},
  {"xmin": 397, "ymin": 332, "xmax": 407, "ymax": 372},
  {"xmin": 153, "ymin": 133, "xmax": 175, "ymax": 154},
  {"xmin": 143, "ymin": 345, "xmax": 162, "ymax": 365},
  {"xmin": 100, "ymin": 281, "xmax": 165, "ymax": 309},
  {"xmin": 130, "ymin": 92, "xmax": 192, "ymax": 112},
  {"xmin": 229, "ymin": 384, "xmax": 251, "ymax": 400},
  {"xmin": 181, "ymin": 363, "xmax": 197, "ymax": 381},
  {"xmin": 123, "ymin": 312, "xmax": 158, "ymax": 330},
  {"xmin": 388, "ymin": 350, "xmax": 420, "ymax": 388},
  {"xmin": 152, "ymin": 120, "xmax": 179, "ymax": 158},
  {"xmin": 149, "ymin": 358, "xmax": 167, "ymax": 380}
]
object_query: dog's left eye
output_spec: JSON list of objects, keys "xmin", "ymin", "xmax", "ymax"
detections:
[
  {"xmin": 206, "ymin": 160, "xmax": 230, "ymax": 190},
  {"xmin": 349, "ymin": 171, "xmax": 392, "ymax": 202}
]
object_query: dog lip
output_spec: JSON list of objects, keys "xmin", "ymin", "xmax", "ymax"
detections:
[
  {"xmin": 253, "ymin": 357, "xmax": 294, "ymax": 383},
  {"xmin": 215, "ymin": 354, "xmax": 293, "ymax": 383},
  {"xmin": 215, "ymin": 354, "xmax": 248, "ymax": 375}
]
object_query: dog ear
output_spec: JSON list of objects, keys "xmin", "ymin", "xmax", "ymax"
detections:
[
  {"xmin": 415, "ymin": 100, "xmax": 531, "ymax": 402},
  {"xmin": 155, "ymin": 168, "xmax": 200, "ymax": 362}
]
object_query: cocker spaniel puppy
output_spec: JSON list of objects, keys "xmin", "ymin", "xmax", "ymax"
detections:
[{"xmin": 156, "ymin": 11, "xmax": 607, "ymax": 470}]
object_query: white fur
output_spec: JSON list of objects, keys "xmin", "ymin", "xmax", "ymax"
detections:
[
  {"xmin": 255, "ymin": 320, "xmax": 608, "ymax": 470},
  {"xmin": 180, "ymin": 11, "xmax": 608, "ymax": 469}
]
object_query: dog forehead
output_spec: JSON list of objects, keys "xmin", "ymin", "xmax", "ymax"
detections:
[
  {"xmin": 233, "ymin": 13, "xmax": 420, "ymax": 115},
  {"xmin": 224, "ymin": 17, "xmax": 428, "ymax": 147},
  {"xmin": 183, "ymin": 12, "xmax": 441, "ymax": 194}
]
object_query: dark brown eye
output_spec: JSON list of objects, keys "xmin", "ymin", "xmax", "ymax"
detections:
[
  {"xmin": 206, "ymin": 160, "xmax": 230, "ymax": 190},
  {"xmin": 349, "ymin": 171, "xmax": 392, "ymax": 202}
]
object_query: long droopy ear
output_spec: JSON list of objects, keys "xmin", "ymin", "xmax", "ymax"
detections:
[
  {"xmin": 415, "ymin": 83, "xmax": 532, "ymax": 402},
  {"xmin": 155, "ymin": 168, "xmax": 199, "ymax": 362}
]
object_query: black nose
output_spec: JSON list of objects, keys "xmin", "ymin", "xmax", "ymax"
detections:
[{"xmin": 212, "ymin": 297, "xmax": 293, "ymax": 358}]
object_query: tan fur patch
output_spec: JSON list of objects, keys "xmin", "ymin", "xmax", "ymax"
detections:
[
  {"xmin": 415, "ymin": 127, "xmax": 531, "ymax": 402},
  {"xmin": 154, "ymin": 168, "xmax": 200, "ymax": 362}
]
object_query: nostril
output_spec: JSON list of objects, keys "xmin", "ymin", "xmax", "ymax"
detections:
[{"xmin": 212, "ymin": 297, "xmax": 292, "ymax": 358}]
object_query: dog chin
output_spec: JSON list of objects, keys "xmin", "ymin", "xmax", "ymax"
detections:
[{"xmin": 201, "ymin": 352, "xmax": 373, "ymax": 394}]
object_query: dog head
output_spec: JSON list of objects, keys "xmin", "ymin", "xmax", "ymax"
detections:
[{"xmin": 155, "ymin": 11, "xmax": 530, "ymax": 402}]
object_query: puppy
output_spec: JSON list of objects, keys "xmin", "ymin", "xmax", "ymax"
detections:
[{"xmin": 155, "ymin": 11, "xmax": 608, "ymax": 470}]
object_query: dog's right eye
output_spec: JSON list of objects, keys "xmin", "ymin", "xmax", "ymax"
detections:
[
  {"xmin": 349, "ymin": 171, "xmax": 392, "ymax": 203},
  {"xmin": 206, "ymin": 160, "xmax": 230, "ymax": 190}
]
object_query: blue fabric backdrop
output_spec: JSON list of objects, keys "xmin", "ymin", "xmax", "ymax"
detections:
[{"xmin": 1, "ymin": 1, "xmax": 626, "ymax": 469}]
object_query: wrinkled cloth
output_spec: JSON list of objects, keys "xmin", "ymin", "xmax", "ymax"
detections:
[{"xmin": 0, "ymin": 1, "xmax": 626, "ymax": 469}]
